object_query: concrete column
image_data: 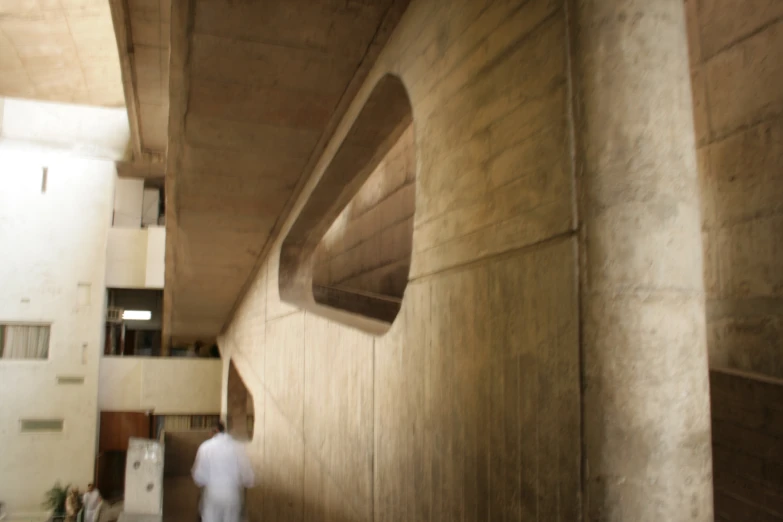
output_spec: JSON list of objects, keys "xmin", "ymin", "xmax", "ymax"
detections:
[{"xmin": 570, "ymin": 1, "xmax": 714, "ymax": 520}]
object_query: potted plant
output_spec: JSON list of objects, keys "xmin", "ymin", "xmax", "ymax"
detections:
[{"xmin": 42, "ymin": 482, "xmax": 69, "ymax": 520}]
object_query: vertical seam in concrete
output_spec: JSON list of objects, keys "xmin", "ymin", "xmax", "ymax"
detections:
[
  {"xmin": 371, "ymin": 333, "xmax": 376, "ymax": 522},
  {"xmin": 262, "ymin": 276, "xmax": 267, "ymax": 518},
  {"xmin": 563, "ymin": 0, "xmax": 585, "ymax": 519},
  {"xmin": 516, "ymin": 354, "xmax": 523, "ymax": 522},
  {"xmin": 302, "ymin": 311, "xmax": 307, "ymax": 522},
  {"xmin": 692, "ymin": 2, "xmax": 716, "ymax": 146}
]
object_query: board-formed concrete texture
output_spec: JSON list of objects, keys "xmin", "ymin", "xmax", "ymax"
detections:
[
  {"xmin": 312, "ymin": 125, "xmax": 415, "ymax": 298},
  {"xmin": 163, "ymin": 0, "xmax": 412, "ymax": 343},
  {"xmin": 709, "ymin": 368, "xmax": 783, "ymax": 519},
  {"xmin": 124, "ymin": 438, "xmax": 164, "ymax": 515},
  {"xmin": 685, "ymin": 0, "xmax": 783, "ymax": 379},
  {"xmin": 219, "ymin": 1, "xmax": 581, "ymax": 520},
  {"xmin": 212, "ymin": 0, "xmax": 723, "ymax": 519}
]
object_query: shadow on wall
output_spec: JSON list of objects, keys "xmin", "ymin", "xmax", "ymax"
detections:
[
  {"xmin": 227, "ymin": 360, "xmax": 255, "ymax": 440},
  {"xmin": 244, "ymin": 483, "xmax": 362, "ymax": 522}
]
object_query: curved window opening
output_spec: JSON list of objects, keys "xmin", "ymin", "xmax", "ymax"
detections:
[
  {"xmin": 226, "ymin": 360, "xmax": 254, "ymax": 441},
  {"xmin": 279, "ymin": 74, "xmax": 415, "ymax": 334}
]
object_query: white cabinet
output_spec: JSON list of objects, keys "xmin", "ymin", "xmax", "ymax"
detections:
[{"xmin": 124, "ymin": 438, "xmax": 164, "ymax": 515}]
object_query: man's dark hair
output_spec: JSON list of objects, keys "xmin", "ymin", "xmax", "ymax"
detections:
[{"xmin": 216, "ymin": 421, "xmax": 225, "ymax": 433}]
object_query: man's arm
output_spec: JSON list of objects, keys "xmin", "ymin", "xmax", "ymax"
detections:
[{"xmin": 192, "ymin": 445, "xmax": 208, "ymax": 487}]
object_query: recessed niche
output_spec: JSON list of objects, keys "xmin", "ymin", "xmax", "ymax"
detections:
[
  {"xmin": 226, "ymin": 360, "xmax": 254, "ymax": 441},
  {"xmin": 279, "ymin": 74, "xmax": 415, "ymax": 334},
  {"xmin": 20, "ymin": 418, "xmax": 63, "ymax": 432}
]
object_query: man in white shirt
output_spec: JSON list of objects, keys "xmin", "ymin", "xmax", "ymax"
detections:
[
  {"xmin": 192, "ymin": 421, "xmax": 255, "ymax": 522},
  {"xmin": 82, "ymin": 483, "xmax": 101, "ymax": 522}
]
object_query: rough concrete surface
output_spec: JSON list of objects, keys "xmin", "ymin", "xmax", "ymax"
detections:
[
  {"xmin": 687, "ymin": 0, "xmax": 783, "ymax": 378},
  {"xmin": 572, "ymin": 0, "xmax": 713, "ymax": 520},
  {"xmin": 163, "ymin": 0, "xmax": 412, "ymax": 342},
  {"xmin": 220, "ymin": 1, "xmax": 581, "ymax": 521}
]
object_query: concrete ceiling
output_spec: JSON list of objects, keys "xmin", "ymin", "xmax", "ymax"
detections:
[
  {"xmin": 164, "ymin": 0, "xmax": 410, "ymax": 343},
  {"xmin": 0, "ymin": 0, "xmax": 124, "ymax": 106}
]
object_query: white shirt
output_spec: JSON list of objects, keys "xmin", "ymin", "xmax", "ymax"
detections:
[
  {"xmin": 192, "ymin": 433, "xmax": 255, "ymax": 503},
  {"xmin": 83, "ymin": 490, "xmax": 101, "ymax": 511}
]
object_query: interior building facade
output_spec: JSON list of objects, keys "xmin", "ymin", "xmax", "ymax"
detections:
[{"xmin": 0, "ymin": 0, "xmax": 781, "ymax": 520}]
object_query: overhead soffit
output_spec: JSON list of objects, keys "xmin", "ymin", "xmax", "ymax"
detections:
[
  {"xmin": 164, "ymin": 0, "xmax": 411, "ymax": 344},
  {"xmin": 125, "ymin": 0, "xmax": 170, "ymax": 154}
]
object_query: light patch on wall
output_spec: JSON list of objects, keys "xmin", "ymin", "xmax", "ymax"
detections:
[
  {"xmin": 20, "ymin": 418, "xmax": 64, "ymax": 432},
  {"xmin": 77, "ymin": 282, "xmax": 91, "ymax": 306},
  {"xmin": 41, "ymin": 166, "xmax": 48, "ymax": 193},
  {"xmin": 57, "ymin": 376, "xmax": 85, "ymax": 385}
]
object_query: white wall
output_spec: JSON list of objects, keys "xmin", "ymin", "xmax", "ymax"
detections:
[
  {"xmin": 106, "ymin": 228, "xmax": 147, "ymax": 287},
  {"xmin": 113, "ymin": 178, "xmax": 144, "ymax": 228},
  {"xmin": 105, "ymin": 226, "xmax": 165, "ymax": 289},
  {"xmin": 1, "ymin": 98, "xmax": 129, "ymax": 160},
  {"xmin": 142, "ymin": 188, "xmax": 159, "ymax": 227},
  {"xmin": 145, "ymin": 226, "xmax": 165, "ymax": 288},
  {"xmin": 98, "ymin": 358, "xmax": 222, "ymax": 414},
  {"xmin": 0, "ymin": 98, "xmax": 128, "ymax": 515}
]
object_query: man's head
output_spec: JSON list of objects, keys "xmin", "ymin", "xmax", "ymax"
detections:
[
  {"xmin": 213, "ymin": 421, "xmax": 225, "ymax": 436},
  {"xmin": 87, "ymin": 483, "xmax": 95, "ymax": 492}
]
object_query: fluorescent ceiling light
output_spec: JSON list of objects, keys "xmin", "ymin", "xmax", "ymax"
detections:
[{"xmin": 123, "ymin": 310, "xmax": 151, "ymax": 321}]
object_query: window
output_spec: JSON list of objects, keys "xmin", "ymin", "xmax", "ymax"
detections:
[{"xmin": 0, "ymin": 324, "xmax": 50, "ymax": 360}]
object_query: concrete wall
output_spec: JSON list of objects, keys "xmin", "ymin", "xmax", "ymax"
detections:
[
  {"xmin": 98, "ymin": 357, "xmax": 222, "ymax": 414},
  {"xmin": 0, "ymin": 99, "xmax": 127, "ymax": 514},
  {"xmin": 106, "ymin": 226, "xmax": 166, "ymax": 289},
  {"xmin": 312, "ymin": 124, "xmax": 415, "ymax": 297},
  {"xmin": 686, "ymin": 0, "xmax": 783, "ymax": 377},
  {"xmin": 710, "ymin": 368, "xmax": 783, "ymax": 519},
  {"xmin": 220, "ymin": 1, "xmax": 579, "ymax": 520},
  {"xmin": 226, "ymin": 360, "xmax": 254, "ymax": 440}
]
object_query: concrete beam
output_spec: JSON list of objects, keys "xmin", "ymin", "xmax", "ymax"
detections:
[
  {"xmin": 116, "ymin": 160, "xmax": 165, "ymax": 179},
  {"xmin": 109, "ymin": 0, "xmax": 144, "ymax": 160},
  {"xmin": 162, "ymin": 0, "xmax": 194, "ymax": 353}
]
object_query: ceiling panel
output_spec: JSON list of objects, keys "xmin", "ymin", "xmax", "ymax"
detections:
[{"xmin": 0, "ymin": 1, "xmax": 124, "ymax": 106}]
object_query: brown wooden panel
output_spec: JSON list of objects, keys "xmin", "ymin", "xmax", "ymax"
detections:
[
  {"xmin": 99, "ymin": 411, "xmax": 152, "ymax": 452},
  {"xmin": 95, "ymin": 451, "xmax": 127, "ymax": 501}
]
